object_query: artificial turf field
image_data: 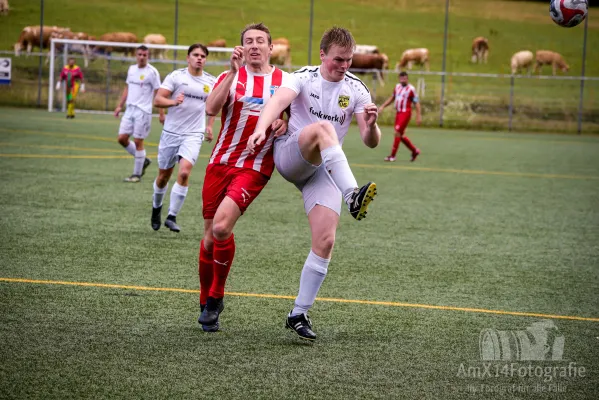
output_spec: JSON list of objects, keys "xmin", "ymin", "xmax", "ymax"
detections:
[{"xmin": 0, "ymin": 107, "xmax": 598, "ymax": 399}]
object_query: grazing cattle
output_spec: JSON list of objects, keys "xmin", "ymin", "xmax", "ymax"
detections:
[
  {"xmin": 0, "ymin": 0, "xmax": 9, "ymax": 15},
  {"xmin": 354, "ymin": 44, "xmax": 379, "ymax": 55},
  {"xmin": 270, "ymin": 43, "xmax": 292, "ymax": 70},
  {"xmin": 471, "ymin": 36, "xmax": 489, "ymax": 64},
  {"xmin": 96, "ymin": 32, "xmax": 139, "ymax": 57},
  {"xmin": 534, "ymin": 50, "xmax": 569, "ymax": 76},
  {"xmin": 47, "ymin": 31, "xmax": 93, "ymax": 67},
  {"xmin": 396, "ymin": 48, "xmax": 430, "ymax": 71},
  {"xmin": 510, "ymin": 50, "xmax": 534, "ymax": 75},
  {"xmin": 207, "ymin": 39, "xmax": 227, "ymax": 48},
  {"xmin": 14, "ymin": 25, "xmax": 71, "ymax": 56},
  {"xmin": 350, "ymin": 52, "xmax": 389, "ymax": 86},
  {"xmin": 272, "ymin": 37, "xmax": 290, "ymax": 48},
  {"xmin": 143, "ymin": 33, "xmax": 167, "ymax": 60}
]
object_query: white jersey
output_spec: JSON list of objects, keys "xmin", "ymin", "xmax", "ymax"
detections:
[
  {"xmin": 160, "ymin": 68, "xmax": 216, "ymax": 135},
  {"xmin": 282, "ymin": 66, "xmax": 372, "ymax": 144},
  {"xmin": 125, "ymin": 64, "xmax": 161, "ymax": 114}
]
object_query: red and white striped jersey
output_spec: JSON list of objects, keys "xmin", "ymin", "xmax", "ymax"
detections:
[
  {"xmin": 209, "ymin": 65, "xmax": 286, "ymax": 177},
  {"xmin": 393, "ymin": 83, "xmax": 418, "ymax": 113}
]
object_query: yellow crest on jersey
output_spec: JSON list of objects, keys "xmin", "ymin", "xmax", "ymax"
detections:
[
  {"xmin": 203, "ymin": 84, "xmax": 210, "ymax": 93},
  {"xmin": 140, "ymin": 75, "xmax": 145, "ymax": 81},
  {"xmin": 338, "ymin": 95, "xmax": 350, "ymax": 109}
]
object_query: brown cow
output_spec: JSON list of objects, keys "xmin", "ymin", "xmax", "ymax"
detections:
[
  {"xmin": 207, "ymin": 39, "xmax": 226, "ymax": 48},
  {"xmin": 471, "ymin": 37, "xmax": 489, "ymax": 64},
  {"xmin": 511, "ymin": 50, "xmax": 534, "ymax": 75},
  {"xmin": 350, "ymin": 52, "xmax": 389, "ymax": 86},
  {"xmin": 395, "ymin": 48, "xmax": 430, "ymax": 72},
  {"xmin": 270, "ymin": 43, "xmax": 291, "ymax": 70},
  {"xmin": 534, "ymin": 50, "xmax": 569, "ymax": 76},
  {"xmin": 47, "ymin": 31, "xmax": 93, "ymax": 67},
  {"xmin": 272, "ymin": 37, "xmax": 290, "ymax": 48},
  {"xmin": 0, "ymin": 0, "xmax": 9, "ymax": 16},
  {"xmin": 143, "ymin": 33, "xmax": 167, "ymax": 60},
  {"xmin": 14, "ymin": 25, "xmax": 71, "ymax": 56},
  {"xmin": 96, "ymin": 32, "xmax": 139, "ymax": 57}
]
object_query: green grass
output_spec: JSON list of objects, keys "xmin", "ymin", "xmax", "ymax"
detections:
[{"xmin": 1, "ymin": 108, "xmax": 598, "ymax": 399}]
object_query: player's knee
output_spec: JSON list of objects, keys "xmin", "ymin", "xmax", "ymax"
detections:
[
  {"xmin": 314, "ymin": 232, "xmax": 336, "ymax": 254},
  {"xmin": 212, "ymin": 221, "xmax": 233, "ymax": 241},
  {"xmin": 314, "ymin": 121, "xmax": 338, "ymax": 145},
  {"xmin": 117, "ymin": 136, "xmax": 128, "ymax": 146},
  {"xmin": 178, "ymin": 170, "xmax": 191, "ymax": 184}
]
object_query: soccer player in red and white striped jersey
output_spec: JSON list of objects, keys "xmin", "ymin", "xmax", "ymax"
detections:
[
  {"xmin": 197, "ymin": 23, "xmax": 288, "ymax": 332},
  {"xmin": 378, "ymin": 71, "xmax": 421, "ymax": 162}
]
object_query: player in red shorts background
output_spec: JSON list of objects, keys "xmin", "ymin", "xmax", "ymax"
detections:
[
  {"xmin": 378, "ymin": 71, "xmax": 421, "ymax": 162},
  {"xmin": 197, "ymin": 23, "xmax": 288, "ymax": 332}
]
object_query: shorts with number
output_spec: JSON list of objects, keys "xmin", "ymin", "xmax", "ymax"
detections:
[
  {"xmin": 118, "ymin": 106, "xmax": 152, "ymax": 139},
  {"xmin": 394, "ymin": 111, "xmax": 412, "ymax": 134},
  {"xmin": 157, "ymin": 131, "xmax": 204, "ymax": 170},
  {"xmin": 202, "ymin": 163, "xmax": 270, "ymax": 219},
  {"xmin": 274, "ymin": 129, "xmax": 342, "ymax": 216}
]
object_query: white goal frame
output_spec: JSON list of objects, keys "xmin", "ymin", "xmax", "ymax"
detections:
[{"xmin": 47, "ymin": 38, "xmax": 234, "ymax": 112}]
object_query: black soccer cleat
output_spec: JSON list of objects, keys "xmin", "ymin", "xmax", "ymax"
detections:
[
  {"xmin": 141, "ymin": 157, "xmax": 152, "ymax": 176},
  {"xmin": 164, "ymin": 214, "xmax": 180, "ymax": 232},
  {"xmin": 286, "ymin": 312, "xmax": 316, "ymax": 341},
  {"xmin": 198, "ymin": 296, "xmax": 224, "ymax": 326},
  {"xmin": 348, "ymin": 182, "xmax": 377, "ymax": 221},
  {"xmin": 151, "ymin": 205, "xmax": 162, "ymax": 231},
  {"xmin": 198, "ymin": 304, "xmax": 220, "ymax": 332}
]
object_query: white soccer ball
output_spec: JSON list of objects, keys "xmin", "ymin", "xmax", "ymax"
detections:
[{"xmin": 550, "ymin": 0, "xmax": 588, "ymax": 28}]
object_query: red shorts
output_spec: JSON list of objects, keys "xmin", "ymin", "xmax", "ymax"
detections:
[
  {"xmin": 202, "ymin": 163, "xmax": 270, "ymax": 219},
  {"xmin": 394, "ymin": 111, "xmax": 412, "ymax": 134}
]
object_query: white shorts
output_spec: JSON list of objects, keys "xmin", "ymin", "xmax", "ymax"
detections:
[
  {"xmin": 157, "ymin": 131, "xmax": 204, "ymax": 170},
  {"xmin": 274, "ymin": 129, "xmax": 342, "ymax": 215},
  {"xmin": 118, "ymin": 106, "xmax": 152, "ymax": 139}
]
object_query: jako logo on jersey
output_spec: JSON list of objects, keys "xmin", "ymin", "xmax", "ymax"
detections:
[
  {"xmin": 309, "ymin": 107, "xmax": 346, "ymax": 125},
  {"xmin": 269, "ymin": 85, "xmax": 279, "ymax": 96},
  {"xmin": 338, "ymin": 95, "xmax": 350, "ymax": 109},
  {"xmin": 310, "ymin": 93, "xmax": 319, "ymax": 99}
]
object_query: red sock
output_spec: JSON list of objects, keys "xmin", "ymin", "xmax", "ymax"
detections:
[
  {"xmin": 198, "ymin": 239, "xmax": 214, "ymax": 306},
  {"xmin": 209, "ymin": 233, "xmax": 235, "ymax": 299},
  {"xmin": 401, "ymin": 136, "xmax": 416, "ymax": 152},
  {"xmin": 391, "ymin": 136, "xmax": 401, "ymax": 157}
]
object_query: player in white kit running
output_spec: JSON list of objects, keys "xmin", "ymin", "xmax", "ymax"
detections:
[
  {"xmin": 114, "ymin": 45, "xmax": 164, "ymax": 183},
  {"xmin": 150, "ymin": 43, "xmax": 217, "ymax": 232},
  {"xmin": 247, "ymin": 27, "xmax": 381, "ymax": 341}
]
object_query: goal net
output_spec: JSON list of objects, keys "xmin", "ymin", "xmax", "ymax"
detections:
[{"xmin": 47, "ymin": 38, "xmax": 233, "ymax": 113}]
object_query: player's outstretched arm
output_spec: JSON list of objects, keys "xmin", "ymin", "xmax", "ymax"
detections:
[
  {"xmin": 415, "ymin": 102, "xmax": 422, "ymax": 126},
  {"xmin": 114, "ymin": 86, "xmax": 128, "ymax": 117},
  {"xmin": 206, "ymin": 46, "xmax": 243, "ymax": 116},
  {"xmin": 247, "ymin": 87, "xmax": 297, "ymax": 153},
  {"xmin": 355, "ymin": 104, "xmax": 381, "ymax": 149},
  {"xmin": 378, "ymin": 95, "xmax": 394, "ymax": 113}
]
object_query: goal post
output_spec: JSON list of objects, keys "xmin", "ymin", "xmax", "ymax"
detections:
[{"xmin": 48, "ymin": 38, "xmax": 233, "ymax": 113}]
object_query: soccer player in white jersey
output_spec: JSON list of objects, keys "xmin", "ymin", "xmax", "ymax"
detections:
[
  {"xmin": 248, "ymin": 27, "xmax": 381, "ymax": 341},
  {"xmin": 150, "ymin": 43, "xmax": 216, "ymax": 233},
  {"xmin": 197, "ymin": 23, "xmax": 288, "ymax": 333},
  {"xmin": 378, "ymin": 71, "xmax": 421, "ymax": 162},
  {"xmin": 114, "ymin": 45, "xmax": 165, "ymax": 183}
]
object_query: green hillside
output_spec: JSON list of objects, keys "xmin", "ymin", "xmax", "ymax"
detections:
[{"xmin": 1, "ymin": 0, "xmax": 596, "ymax": 75}]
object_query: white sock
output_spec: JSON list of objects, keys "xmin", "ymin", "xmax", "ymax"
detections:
[
  {"xmin": 291, "ymin": 250, "xmax": 330, "ymax": 316},
  {"xmin": 124, "ymin": 142, "xmax": 136, "ymax": 156},
  {"xmin": 153, "ymin": 179, "xmax": 168, "ymax": 208},
  {"xmin": 168, "ymin": 182, "xmax": 189, "ymax": 217},
  {"xmin": 133, "ymin": 150, "xmax": 146, "ymax": 176},
  {"xmin": 321, "ymin": 145, "xmax": 358, "ymax": 204}
]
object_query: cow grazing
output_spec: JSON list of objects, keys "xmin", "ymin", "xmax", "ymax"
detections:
[
  {"xmin": 272, "ymin": 37, "xmax": 290, "ymax": 48},
  {"xmin": 0, "ymin": 0, "xmax": 9, "ymax": 15},
  {"xmin": 471, "ymin": 37, "xmax": 489, "ymax": 64},
  {"xmin": 534, "ymin": 50, "xmax": 569, "ymax": 76},
  {"xmin": 143, "ymin": 33, "xmax": 167, "ymax": 60},
  {"xmin": 355, "ymin": 44, "xmax": 379, "ymax": 55},
  {"xmin": 350, "ymin": 52, "xmax": 389, "ymax": 87},
  {"xmin": 47, "ymin": 31, "xmax": 93, "ymax": 67},
  {"xmin": 14, "ymin": 26, "xmax": 71, "ymax": 56},
  {"xmin": 396, "ymin": 48, "xmax": 430, "ymax": 72},
  {"xmin": 510, "ymin": 50, "xmax": 534, "ymax": 75},
  {"xmin": 207, "ymin": 39, "xmax": 227, "ymax": 48},
  {"xmin": 270, "ymin": 43, "xmax": 292, "ymax": 70},
  {"xmin": 96, "ymin": 32, "xmax": 139, "ymax": 57}
]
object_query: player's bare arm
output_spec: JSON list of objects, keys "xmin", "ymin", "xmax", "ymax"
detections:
[
  {"xmin": 247, "ymin": 87, "xmax": 298, "ymax": 153},
  {"xmin": 206, "ymin": 46, "xmax": 244, "ymax": 116},
  {"xmin": 154, "ymin": 88, "xmax": 183, "ymax": 108},
  {"xmin": 415, "ymin": 102, "xmax": 422, "ymax": 125},
  {"xmin": 378, "ymin": 95, "xmax": 394, "ymax": 113},
  {"xmin": 114, "ymin": 86, "xmax": 128, "ymax": 117},
  {"xmin": 355, "ymin": 104, "xmax": 381, "ymax": 148},
  {"xmin": 205, "ymin": 115, "xmax": 216, "ymax": 142}
]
